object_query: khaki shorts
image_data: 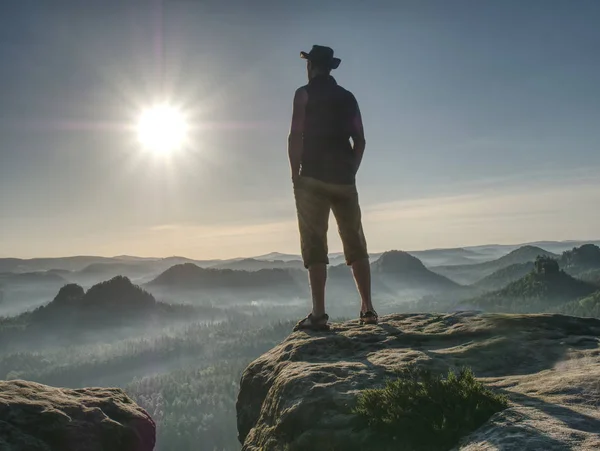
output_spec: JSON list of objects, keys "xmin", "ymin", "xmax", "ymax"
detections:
[{"xmin": 294, "ymin": 176, "xmax": 369, "ymax": 268}]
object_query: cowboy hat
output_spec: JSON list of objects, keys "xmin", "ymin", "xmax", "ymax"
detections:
[{"xmin": 300, "ymin": 45, "xmax": 341, "ymax": 69}]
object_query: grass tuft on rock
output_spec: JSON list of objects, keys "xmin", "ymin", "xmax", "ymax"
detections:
[{"xmin": 353, "ymin": 367, "xmax": 508, "ymax": 450}]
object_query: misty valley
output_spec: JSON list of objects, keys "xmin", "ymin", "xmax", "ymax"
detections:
[{"xmin": 2, "ymin": 240, "xmax": 600, "ymax": 450}]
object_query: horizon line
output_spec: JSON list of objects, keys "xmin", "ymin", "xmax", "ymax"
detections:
[{"xmin": 2, "ymin": 237, "xmax": 599, "ymax": 261}]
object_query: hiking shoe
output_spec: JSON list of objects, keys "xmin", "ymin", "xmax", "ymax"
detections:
[
  {"xmin": 359, "ymin": 310, "xmax": 378, "ymax": 325},
  {"xmin": 294, "ymin": 313, "xmax": 330, "ymax": 332}
]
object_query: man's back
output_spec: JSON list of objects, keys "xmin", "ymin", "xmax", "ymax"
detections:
[{"xmin": 300, "ymin": 75, "xmax": 359, "ymax": 185}]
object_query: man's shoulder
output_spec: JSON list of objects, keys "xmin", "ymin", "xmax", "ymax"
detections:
[
  {"xmin": 293, "ymin": 86, "xmax": 309, "ymax": 104},
  {"xmin": 336, "ymin": 85, "xmax": 358, "ymax": 109},
  {"xmin": 335, "ymin": 84, "xmax": 356, "ymax": 100}
]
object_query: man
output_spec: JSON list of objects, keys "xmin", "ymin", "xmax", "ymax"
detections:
[{"xmin": 289, "ymin": 45, "xmax": 377, "ymax": 331}]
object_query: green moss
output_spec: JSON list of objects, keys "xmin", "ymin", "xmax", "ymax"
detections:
[{"xmin": 353, "ymin": 367, "xmax": 508, "ymax": 450}]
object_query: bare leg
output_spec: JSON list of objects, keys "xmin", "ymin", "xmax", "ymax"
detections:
[
  {"xmin": 351, "ymin": 258, "xmax": 374, "ymax": 313},
  {"xmin": 308, "ymin": 263, "xmax": 327, "ymax": 317}
]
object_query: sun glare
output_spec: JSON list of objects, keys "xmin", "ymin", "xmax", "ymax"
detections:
[{"xmin": 136, "ymin": 104, "xmax": 189, "ymax": 154}]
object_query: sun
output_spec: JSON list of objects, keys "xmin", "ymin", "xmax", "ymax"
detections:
[{"xmin": 136, "ymin": 104, "xmax": 189, "ymax": 153}]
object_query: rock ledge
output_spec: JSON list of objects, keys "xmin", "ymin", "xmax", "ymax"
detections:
[
  {"xmin": 237, "ymin": 312, "xmax": 600, "ymax": 451},
  {"xmin": 0, "ymin": 379, "xmax": 155, "ymax": 451}
]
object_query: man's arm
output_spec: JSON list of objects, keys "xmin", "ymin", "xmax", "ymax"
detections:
[
  {"xmin": 350, "ymin": 96, "xmax": 366, "ymax": 174},
  {"xmin": 288, "ymin": 87, "xmax": 308, "ymax": 183}
]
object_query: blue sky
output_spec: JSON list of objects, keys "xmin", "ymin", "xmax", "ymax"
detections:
[{"xmin": 1, "ymin": 0, "xmax": 599, "ymax": 258}]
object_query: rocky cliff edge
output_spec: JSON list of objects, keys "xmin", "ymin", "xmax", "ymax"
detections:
[
  {"xmin": 0, "ymin": 380, "xmax": 155, "ymax": 451},
  {"xmin": 237, "ymin": 312, "xmax": 600, "ymax": 451}
]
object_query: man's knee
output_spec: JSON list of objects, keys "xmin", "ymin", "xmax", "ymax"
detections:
[
  {"xmin": 306, "ymin": 262, "xmax": 328, "ymax": 271},
  {"xmin": 341, "ymin": 229, "xmax": 368, "ymax": 266},
  {"xmin": 345, "ymin": 250, "xmax": 369, "ymax": 266},
  {"xmin": 302, "ymin": 250, "xmax": 329, "ymax": 269}
]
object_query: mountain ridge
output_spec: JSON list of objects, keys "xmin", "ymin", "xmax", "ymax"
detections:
[
  {"xmin": 372, "ymin": 250, "xmax": 462, "ymax": 290},
  {"xmin": 146, "ymin": 263, "xmax": 303, "ymax": 291},
  {"xmin": 470, "ymin": 244, "xmax": 600, "ymax": 290},
  {"xmin": 461, "ymin": 258, "xmax": 598, "ymax": 313},
  {"xmin": 0, "ymin": 276, "xmax": 225, "ymax": 346},
  {"xmin": 431, "ymin": 245, "xmax": 559, "ymax": 285},
  {"xmin": 3, "ymin": 240, "xmax": 600, "ymax": 273}
]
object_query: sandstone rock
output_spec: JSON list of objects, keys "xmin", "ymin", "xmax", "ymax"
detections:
[
  {"xmin": 0, "ymin": 380, "xmax": 155, "ymax": 451},
  {"xmin": 237, "ymin": 312, "xmax": 600, "ymax": 450}
]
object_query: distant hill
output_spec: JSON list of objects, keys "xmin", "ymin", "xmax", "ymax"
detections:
[
  {"xmin": 212, "ymin": 258, "xmax": 304, "ymax": 272},
  {"xmin": 0, "ymin": 277, "xmax": 229, "ymax": 351},
  {"xmin": 560, "ymin": 244, "xmax": 600, "ymax": 277},
  {"xmin": 406, "ymin": 248, "xmax": 485, "ymax": 267},
  {"xmin": 0, "ymin": 271, "xmax": 67, "ymax": 286},
  {"xmin": 555, "ymin": 290, "xmax": 600, "ymax": 318},
  {"xmin": 251, "ymin": 252, "xmax": 302, "ymax": 263},
  {"xmin": 65, "ymin": 257, "xmax": 225, "ymax": 287},
  {"xmin": 3, "ymin": 241, "xmax": 597, "ymax": 274},
  {"xmin": 112, "ymin": 255, "xmax": 161, "ymax": 262},
  {"xmin": 473, "ymin": 262, "xmax": 535, "ymax": 291},
  {"xmin": 431, "ymin": 245, "xmax": 558, "ymax": 285},
  {"xmin": 578, "ymin": 269, "xmax": 600, "ymax": 287},
  {"xmin": 0, "ymin": 256, "xmax": 220, "ymax": 279},
  {"xmin": 73, "ymin": 261, "xmax": 165, "ymax": 285},
  {"xmin": 472, "ymin": 244, "xmax": 600, "ymax": 291},
  {"xmin": 460, "ymin": 240, "xmax": 600, "ymax": 260},
  {"xmin": 79, "ymin": 261, "xmax": 157, "ymax": 277},
  {"xmin": 46, "ymin": 269, "xmax": 73, "ymax": 277},
  {"xmin": 524, "ymin": 240, "xmax": 600, "ymax": 255},
  {"xmin": 249, "ymin": 252, "xmax": 389, "ymax": 267},
  {"xmin": 0, "ymin": 256, "xmax": 117, "ymax": 273},
  {"xmin": 10, "ymin": 276, "xmax": 221, "ymax": 330},
  {"xmin": 461, "ymin": 257, "xmax": 597, "ymax": 313},
  {"xmin": 475, "ymin": 245, "xmax": 558, "ymax": 269},
  {"xmin": 160, "ymin": 256, "xmax": 218, "ymax": 267},
  {"xmin": 370, "ymin": 251, "xmax": 463, "ymax": 293},
  {"xmin": 146, "ymin": 263, "xmax": 302, "ymax": 292}
]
